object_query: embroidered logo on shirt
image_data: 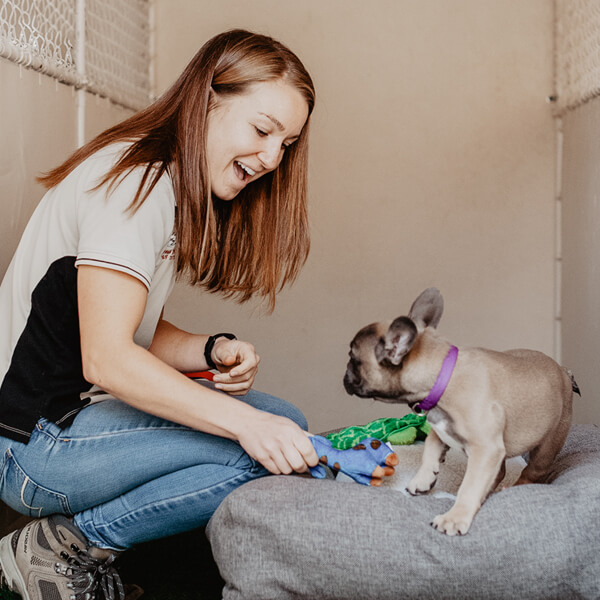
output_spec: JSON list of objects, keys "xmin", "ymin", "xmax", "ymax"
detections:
[{"xmin": 161, "ymin": 233, "xmax": 177, "ymax": 260}]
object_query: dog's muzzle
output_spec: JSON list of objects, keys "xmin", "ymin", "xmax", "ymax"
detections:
[
  {"xmin": 343, "ymin": 362, "xmax": 361, "ymax": 395},
  {"xmin": 343, "ymin": 363, "xmax": 372, "ymax": 397},
  {"xmin": 343, "ymin": 371, "xmax": 356, "ymax": 395}
]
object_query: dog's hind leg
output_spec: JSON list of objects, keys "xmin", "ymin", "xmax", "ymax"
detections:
[
  {"xmin": 491, "ymin": 460, "xmax": 506, "ymax": 492},
  {"xmin": 515, "ymin": 391, "xmax": 573, "ymax": 485},
  {"xmin": 406, "ymin": 429, "xmax": 447, "ymax": 495},
  {"xmin": 515, "ymin": 411, "xmax": 572, "ymax": 486}
]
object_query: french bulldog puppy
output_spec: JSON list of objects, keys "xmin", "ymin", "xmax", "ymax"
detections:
[{"xmin": 343, "ymin": 288, "xmax": 579, "ymax": 535}]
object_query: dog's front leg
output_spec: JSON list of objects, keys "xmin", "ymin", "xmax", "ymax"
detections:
[
  {"xmin": 406, "ymin": 429, "xmax": 447, "ymax": 495},
  {"xmin": 431, "ymin": 444, "xmax": 505, "ymax": 536}
]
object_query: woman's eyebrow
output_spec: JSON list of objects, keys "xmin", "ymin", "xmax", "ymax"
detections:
[{"xmin": 258, "ymin": 112, "xmax": 284, "ymax": 131}]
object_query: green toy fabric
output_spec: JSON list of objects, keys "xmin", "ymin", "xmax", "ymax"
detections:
[{"xmin": 325, "ymin": 415, "xmax": 430, "ymax": 450}]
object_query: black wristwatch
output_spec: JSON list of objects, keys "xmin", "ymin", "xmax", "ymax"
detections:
[{"xmin": 204, "ymin": 333, "xmax": 237, "ymax": 370}]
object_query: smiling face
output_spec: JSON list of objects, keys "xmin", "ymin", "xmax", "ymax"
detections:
[{"xmin": 205, "ymin": 78, "xmax": 309, "ymax": 201}]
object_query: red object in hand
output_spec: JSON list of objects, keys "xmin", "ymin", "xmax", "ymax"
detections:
[{"xmin": 185, "ymin": 371, "xmax": 215, "ymax": 381}]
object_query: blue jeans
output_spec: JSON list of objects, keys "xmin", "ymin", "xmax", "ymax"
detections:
[{"xmin": 0, "ymin": 383, "xmax": 308, "ymax": 550}]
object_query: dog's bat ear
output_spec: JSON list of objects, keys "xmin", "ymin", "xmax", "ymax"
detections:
[
  {"xmin": 377, "ymin": 317, "xmax": 418, "ymax": 366},
  {"xmin": 408, "ymin": 287, "xmax": 444, "ymax": 329}
]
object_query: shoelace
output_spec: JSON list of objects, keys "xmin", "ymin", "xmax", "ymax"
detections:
[{"xmin": 60, "ymin": 544, "xmax": 125, "ymax": 600}]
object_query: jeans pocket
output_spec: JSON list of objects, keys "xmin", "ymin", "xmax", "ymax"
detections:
[{"xmin": 0, "ymin": 449, "xmax": 72, "ymax": 518}]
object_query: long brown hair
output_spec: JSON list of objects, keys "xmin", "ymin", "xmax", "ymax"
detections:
[{"xmin": 38, "ymin": 29, "xmax": 315, "ymax": 311}]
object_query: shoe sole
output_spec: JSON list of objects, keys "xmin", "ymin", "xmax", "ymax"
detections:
[{"xmin": 0, "ymin": 533, "xmax": 29, "ymax": 600}]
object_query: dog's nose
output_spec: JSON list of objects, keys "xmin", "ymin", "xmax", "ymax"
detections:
[{"xmin": 343, "ymin": 371, "xmax": 356, "ymax": 395}]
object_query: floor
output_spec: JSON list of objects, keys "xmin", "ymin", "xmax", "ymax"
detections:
[{"xmin": 0, "ymin": 528, "xmax": 225, "ymax": 600}]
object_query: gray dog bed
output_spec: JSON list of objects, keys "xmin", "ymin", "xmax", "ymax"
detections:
[{"xmin": 207, "ymin": 424, "xmax": 600, "ymax": 599}]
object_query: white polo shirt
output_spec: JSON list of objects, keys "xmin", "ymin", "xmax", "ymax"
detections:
[{"xmin": 0, "ymin": 143, "xmax": 177, "ymax": 442}]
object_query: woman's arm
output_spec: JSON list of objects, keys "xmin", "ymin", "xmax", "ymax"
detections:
[
  {"xmin": 77, "ymin": 265, "xmax": 318, "ymax": 474},
  {"xmin": 148, "ymin": 318, "xmax": 260, "ymax": 395}
]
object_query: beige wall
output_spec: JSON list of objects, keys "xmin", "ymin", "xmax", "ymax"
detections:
[
  {"xmin": 0, "ymin": 58, "xmax": 134, "ymax": 277},
  {"xmin": 0, "ymin": 59, "xmax": 76, "ymax": 277},
  {"xmin": 155, "ymin": 1, "xmax": 558, "ymax": 432},
  {"xmin": 561, "ymin": 99, "xmax": 600, "ymax": 425}
]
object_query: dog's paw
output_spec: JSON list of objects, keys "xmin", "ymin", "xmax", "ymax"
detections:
[
  {"xmin": 431, "ymin": 509, "xmax": 473, "ymax": 536},
  {"xmin": 406, "ymin": 471, "xmax": 438, "ymax": 495}
]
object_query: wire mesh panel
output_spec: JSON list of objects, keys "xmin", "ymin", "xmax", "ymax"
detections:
[
  {"xmin": 555, "ymin": 0, "xmax": 600, "ymax": 115},
  {"xmin": 0, "ymin": 0, "xmax": 79, "ymax": 85},
  {"xmin": 0, "ymin": 0, "xmax": 151, "ymax": 110},
  {"xmin": 86, "ymin": 0, "xmax": 151, "ymax": 110}
]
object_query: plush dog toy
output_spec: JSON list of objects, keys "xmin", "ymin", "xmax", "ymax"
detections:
[{"xmin": 309, "ymin": 435, "xmax": 398, "ymax": 486}]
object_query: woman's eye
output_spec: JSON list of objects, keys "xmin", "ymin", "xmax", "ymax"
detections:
[{"xmin": 254, "ymin": 126, "xmax": 267, "ymax": 137}]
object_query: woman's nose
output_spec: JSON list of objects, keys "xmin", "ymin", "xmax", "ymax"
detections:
[{"xmin": 258, "ymin": 141, "xmax": 283, "ymax": 171}]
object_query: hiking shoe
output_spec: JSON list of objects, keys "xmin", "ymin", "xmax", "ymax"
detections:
[{"xmin": 0, "ymin": 514, "xmax": 124, "ymax": 600}]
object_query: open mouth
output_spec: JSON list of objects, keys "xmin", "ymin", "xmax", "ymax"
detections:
[{"xmin": 234, "ymin": 160, "xmax": 256, "ymax": 182}]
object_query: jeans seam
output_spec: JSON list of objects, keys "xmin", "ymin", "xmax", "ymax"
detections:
[
  {"xmin": 92, "ymin": 469, "xmax": 260, "ymax": 532},
  {"xmin": 55, "ymin": 425, "xmax": 194, "ymax": 443}
]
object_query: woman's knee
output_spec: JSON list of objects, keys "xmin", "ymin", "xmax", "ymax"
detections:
[
  {"xmin": 281, "ymin": 401, "xmax": 308, "ymax": 430},
  {"xmin": 241, "ymin": 390, "xmax": 308, "ymax": 430}
]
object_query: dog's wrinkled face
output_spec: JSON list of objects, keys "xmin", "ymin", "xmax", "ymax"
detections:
[
  {"xmin": 344, "ymin": 288, "xmax": 445, "ymax": 404},
  {"xmin": 343, "ymin": 321, "xmax": 412, "ymax": 403},
  {"xmin": 343, "ymin": 323, "xmax": 383, "ymax": 398}
]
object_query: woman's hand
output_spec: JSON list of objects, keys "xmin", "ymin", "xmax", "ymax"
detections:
[
  {"xmin": 148, "ymin": 321, "xmax": 259, "ymax": 395},
  {"xmin": 235, "ymin": 411, "xmax": 319, "ymax": 475},
  {"xmin": 211, "ymin": 337, "xmax": 260, "ymax": 395}
]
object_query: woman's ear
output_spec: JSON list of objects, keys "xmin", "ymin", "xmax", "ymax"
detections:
[{"xmin": 207, "ymin": 87, "xmax": 218, "ymax": 111}]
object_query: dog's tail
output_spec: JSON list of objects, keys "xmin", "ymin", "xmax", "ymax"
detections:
[{"xmin": 566, "ymin": 369, "xmax": 581, "ymax": 396}]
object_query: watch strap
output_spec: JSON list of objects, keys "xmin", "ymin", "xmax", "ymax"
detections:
[{"xmin": 204, "ymin": 333, "xmax": 237, "ymax": 370}]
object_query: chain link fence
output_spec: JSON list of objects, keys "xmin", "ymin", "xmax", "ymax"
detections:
[
  {"xmin": 555, "ymin": 0, "xmax": 600, "ymax": 115},
  {"xmin": 0, "ymin": 0, "xmax": 151, "ymax": 110}
]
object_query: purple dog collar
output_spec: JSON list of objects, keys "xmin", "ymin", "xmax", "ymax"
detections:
[{"xmin": 413, "ymin": 345, "xmax": 459, "ymax": 413}]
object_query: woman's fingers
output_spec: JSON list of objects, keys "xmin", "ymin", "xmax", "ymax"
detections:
[{"xmin": 237, "ymin": 414, "xmax": 319, "ymax": 475}]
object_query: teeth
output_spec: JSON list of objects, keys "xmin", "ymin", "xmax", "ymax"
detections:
[{"xmin": 236, "ymin": 161, "xmax": 255, "ymax": 176}]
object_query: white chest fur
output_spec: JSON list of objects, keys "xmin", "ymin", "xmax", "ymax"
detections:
[{"xmin": 427, "ymin": 408, "xmax": 466, "ymax": 454}]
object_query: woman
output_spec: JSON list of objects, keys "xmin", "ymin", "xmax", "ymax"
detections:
[{"xmin": 0, "ymin": 29, "xmax": 319, "ymax": 600}]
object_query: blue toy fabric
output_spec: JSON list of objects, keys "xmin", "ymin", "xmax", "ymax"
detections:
[{"xmin": 309, "ymin": 435, "xmax": 397, "ymax": 486}]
